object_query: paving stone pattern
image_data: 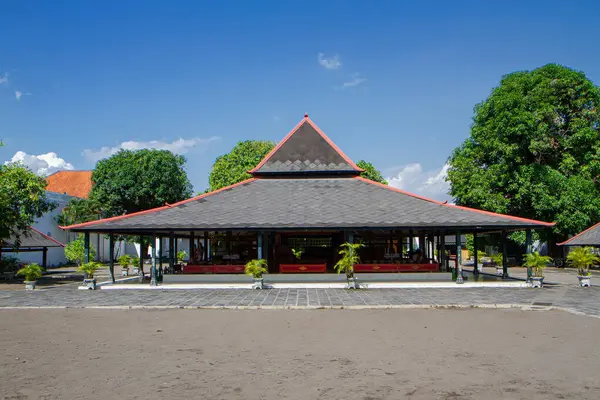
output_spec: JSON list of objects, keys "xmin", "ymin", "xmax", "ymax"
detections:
[{"xmin": 1, "ymin": 286, "xmax": 599, "ymax": 317}]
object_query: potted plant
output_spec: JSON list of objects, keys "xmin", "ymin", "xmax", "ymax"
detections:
[
  {"xmin": 118, "ymin": 255, "xmax": 132, "ymax": 276},
  {"xmin": 131, "ymin": 256, "xmax": 141, "ymax": 275},
  {"xmin": 245, "ymin": 259, "xmax": 268, "ymax": 289},
  {"xmin": 291, "ymin": 248, "xmax": 303, "ymax": 263},
  {"xmin": 0, "ymin": 256, "xmax": 21, "ymax": 281},
  {"xmin": 77, "ymin": 261, "xmax": 103, "ymax": 290},
  {"xmin": 16, "ymin": 263, "xmax": 44, "ymax": 290},
  {"xmin": 523, "ymin": 252, "xmax": 552, "ymax": 288},
  {"xmin": 566, "ymin": 247, "xmax": 599, "ymax": 287},
  {"xmin": 177, "ymin": 250, "xmax": 187, "ymax": 265},
  {"xmin": 334, "ymin": 242, "xmax": 364, "ymax": 289},
  {"xmin": 491, "ymin": 253, "xmax": 504, "ymax": 276}
]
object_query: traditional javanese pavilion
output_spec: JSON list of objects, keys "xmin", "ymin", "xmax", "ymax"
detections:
[{"xmin": 63, "ymin": 114, "xmax": 554, "ymax": 284}]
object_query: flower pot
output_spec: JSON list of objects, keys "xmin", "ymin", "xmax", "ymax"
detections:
[
  {"xmin": 252, "ymin": 277, "xmax": 264, "ymax": 290},
  {"xmin": 529, "ymin": 276, "xmax": 544, "ymax": 288},
  {"xmin": 84, "ymin": 278, "xmax": 97, "ymax": 290},
  {"xmin": 121, "ymin": 268, "xmax": 129, "ymax": 277},
  {"xmin": 578, "ymin": 275, "xmax": 592, "ymax": 287},
  {"xmin": 346, "ymin": 276, "xmax": 359, "ymax": 289},
  {"xmin": 24, "ymin": 280, "xmax": 36, "ymax": 290},
  {"xmin": 495, "ymin": 267, "xmax": 503, "ymax": 276},
  {"xmin": 477, "ymin": 263, "xmax": 483, "ymax": 272}
]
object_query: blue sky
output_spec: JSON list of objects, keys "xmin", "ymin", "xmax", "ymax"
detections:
[{"xmin": 1, "ymin": 0, "xmax": 599, "ymax": 200}]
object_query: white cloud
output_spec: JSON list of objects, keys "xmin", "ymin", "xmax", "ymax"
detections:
[
  {"xmin": 339, "ymin": 73, "xmax": 366, "ymax": 89},
  {"xmin": 317, "ymin": 53, "xmax": 342, "ymax": 70},
  {"xmin": 5, "ymin": 151, "xmax": 75, "ymax": 176},
  {"xmin": 82, "ymin": 136, "xmax": 220, "ymax": 163},
  {"xmin": 15, "ymin": 90, "xmax": 31, "ymax": 101},
  {"xmin": 386, "ymin": 163, "xmax": 451, "ymax": 202}
]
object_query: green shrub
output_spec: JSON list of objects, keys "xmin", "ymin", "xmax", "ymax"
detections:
[
  {"xmin": 567, "ymin": 247, "xmax": 599, "ymax": 276},
  {"xmin": 117, "ymin": 255, "xmax": 132, "ymax": 268},
  {"xmin": 131, "ymin": 256, "xmax": 140, "ymax": 268},
  {"xmin": 176, "ymin": 250, "xmax": 187, "ymax": 262},
  {"xmin": 334, "ymin": 242, "xmax": 364, "ymax": 278},
  {"xmin": 244, "ymin": 259, "xmax": 268, "ymax": 279},
  {"xmin": 77, "ymin": 262, "xmax": 103, "ymax": 279},
  {"xmin": 0, "ymin": 256, "xmax": 21, "ymax": 273},
  {"xmin": 16, "ymin": 263, "xmax": 43, "ymax": 281},
  {"xmin": 523, "ymin": 252, "xmax": 553, "ymax": 277},
  {"xmin": 64, "ymin": 235, "xmax": 96, "ymax": 266}
]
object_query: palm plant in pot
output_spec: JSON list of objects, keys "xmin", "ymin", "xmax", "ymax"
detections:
[
  {"xmin": 16, "ymin": 263, "xmax": 44, "ymax": 290},
  {"xmin": 245, "ymin": 259, "xmax": 268, "ymax": 289},
  {"xmin": 291, "ymin": 248, "xmax": 303, "ymax": 263},
  {"xmin": 567, "ymin": 247, "xmax": 599, "ymax": 287},
  {"xmin": 523, "ymin": 252, "xmax": 552, "ymax": 288},
  {"xmin": 131, "ymin": 256, "xmax": 141, "ymax": 275},
  {"xmin": 334, "ymin": 242, "xmax": 364, "ymax": 289},
  {"xmin": 491, "ymin": 253, "xmax": 504, "ymax": 276},
  {"xmin": 77, "ymin": 261, "xmax": 103, "ymax": 290},
  {"xmin": 118, "ymin": 255, "xmax": 132, "ymax": 277}
]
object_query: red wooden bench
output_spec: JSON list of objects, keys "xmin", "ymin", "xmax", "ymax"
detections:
[
  {"xmin": 183, "ymin": 265, "xmax": 245, "ymax": 274},
  {"xmin": 279, "ymin": 264, "xmax": 327, "ymax": 273},
  {"xmin": 354, "ymin": 264, "xmax": 440, "ymax": 273}
]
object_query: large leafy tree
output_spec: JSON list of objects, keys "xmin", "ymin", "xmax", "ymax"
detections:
[
  {"xmin": 208, "ymin": 140, "xmax": 275, "ymax": 192},
  {"xmin": 91, "ymin": 149, "xmax": 193, "ymax": 217},
  {"xmin": 57, "ymin": 198, "xmax": 102, "ymax": 226},
  {"xmin": 356, "ymin": 160, "xmax": 387, "ymax": 184},
  {"xmin": 208, "ymin": 141, "xmax": 388, "ymax": 191},
  {"xmin": 448, "ymin": 64, "xmax": 600, "ymax": 239},
  {"xmin": 0, "ymin": 163, "xmax": 56, "ymax": 241}
]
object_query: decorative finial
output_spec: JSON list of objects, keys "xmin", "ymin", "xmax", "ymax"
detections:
[{"xmin": 304, "ymin": 113, "xmax": 308, "ymax": 118}]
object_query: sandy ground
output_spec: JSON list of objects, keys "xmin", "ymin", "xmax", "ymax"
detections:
[{"xmin": 1, "ymin": 309, "xmax": 599, "ymax": 400}]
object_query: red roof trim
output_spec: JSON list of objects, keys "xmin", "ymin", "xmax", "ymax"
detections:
[
  {"xmin": 354, "ymin": 176, "xmax": 555, "ymax": 227},
  {"xmin": 60, "ymin": 178, "xmax": 258, "ymax": 230},
  {"xmin": 557, "ymin": 221, "xmax": 600, "ymax": 246},
  {"xmin": 249, "ymin": 115, "xmax": 363, "ymax": 174},
  {"xmin": 30, "ymin": 227, "xmax": 66, "ymax": 247}
]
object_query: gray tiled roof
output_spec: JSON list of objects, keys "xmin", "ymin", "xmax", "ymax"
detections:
[
  {"xmin": 69, "ymin": 178, "xmax": 553, "ymax": 232},
  {"xmin": 251, "ymin": 120, "xmax": 361, "ymax": 174},
  {"xmin": 559, "ymin": 222, "xmax": 600, "ymax": 246},
  {"xmin": 2, "ymin": 227, "xmax": 65, "ymax": 248}
]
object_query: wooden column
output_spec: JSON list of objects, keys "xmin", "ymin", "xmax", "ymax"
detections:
[
  {"xmin": 168, "ymin": 233, "xmax": 175, "ymax": 272},
  {"xmin": 408, "ymin": 231, "xmax": 414, "ymax": 258},
  {"xmin": 84, "ymin": 232, "xmax": 90, "ymax": 264},
  {"xmin": 257, "ymin": 232, "xmax": 263, "ymax": 260},
  {"xmin": 42, "ymin": 247, "xmax": 48, "ymax": 269},
  {"xmin": 525, "ymin": 229, "xmax": 533, "ymax": 280},
  {"xmin": 109, "ymin": 234, "xmax": 115, "ymax": 283},
  {"xmin": 189, "ymin": 231, "xmax": 195, "ymax": 263},
  {"xmin": 158, "ymin": 236, "xmax": 163, "ymax": 281},
  {"xmin": 138, "ymin": 236, "xmax": 144, "ymax": 276},
  {"xmin": 150, "ymin": 234, "xmax": 157, "ymax": 286},
  {"xmin": 502, "ymin": 231, "xmax": 508, "ymax": 278},
  {"xmin": 455, "ymin": 232, "xmax": 464, "ymax": 283},
  {"xmin": 473, "ymin": 232, "xmax": 479, "ymax": 275},
  {"xmin": 203, "ymin": 231, "xmax": 209, "ymax": 261},
  {"xmin": 440, "ymin": 234, "xmax": 446, "ymax": 272}
]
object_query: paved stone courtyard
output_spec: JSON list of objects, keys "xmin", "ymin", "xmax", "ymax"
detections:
[{"xmin": 1, "ymin": 285, "xmax": 600, "ymax": 317}]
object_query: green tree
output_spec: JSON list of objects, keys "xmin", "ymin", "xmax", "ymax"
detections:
[
  {"xmin": 208, "ymin": 140, "xmax": 275, "ymax": 192},
  {"xmin": 356, "ymin": 160, "xmax": 387, "ymax": 184},
  {"xmin": 90, "ymin": 149, "xmax": 193, "ymax": 217},
  {"xmin": 448, "ymin": 64, "xmax": 600, "ymax": 239},
  {"xmin": 64, "ymin": 235, "xmax": 97, "ymax": 266},
  {"xmin": 0, "ymin": 163, "xmax": 56, "ymax": 241},
  {"xmin": 57, "ymin": 198, "xmax": 102, "ymax": 226}
]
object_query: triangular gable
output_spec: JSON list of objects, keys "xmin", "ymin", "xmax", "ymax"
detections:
[{"xmin": 250, "ymin": 115, "xmax": 363, "ymax": 175}]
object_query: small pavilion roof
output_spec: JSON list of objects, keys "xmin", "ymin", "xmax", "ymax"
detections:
[
  {"xmin": 558, "ymin": 222, "xmax": 600, "ymax": 246},
  {"xmin": 2, "ymin": 227, "xmax": 65, "ymax": 249}
]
